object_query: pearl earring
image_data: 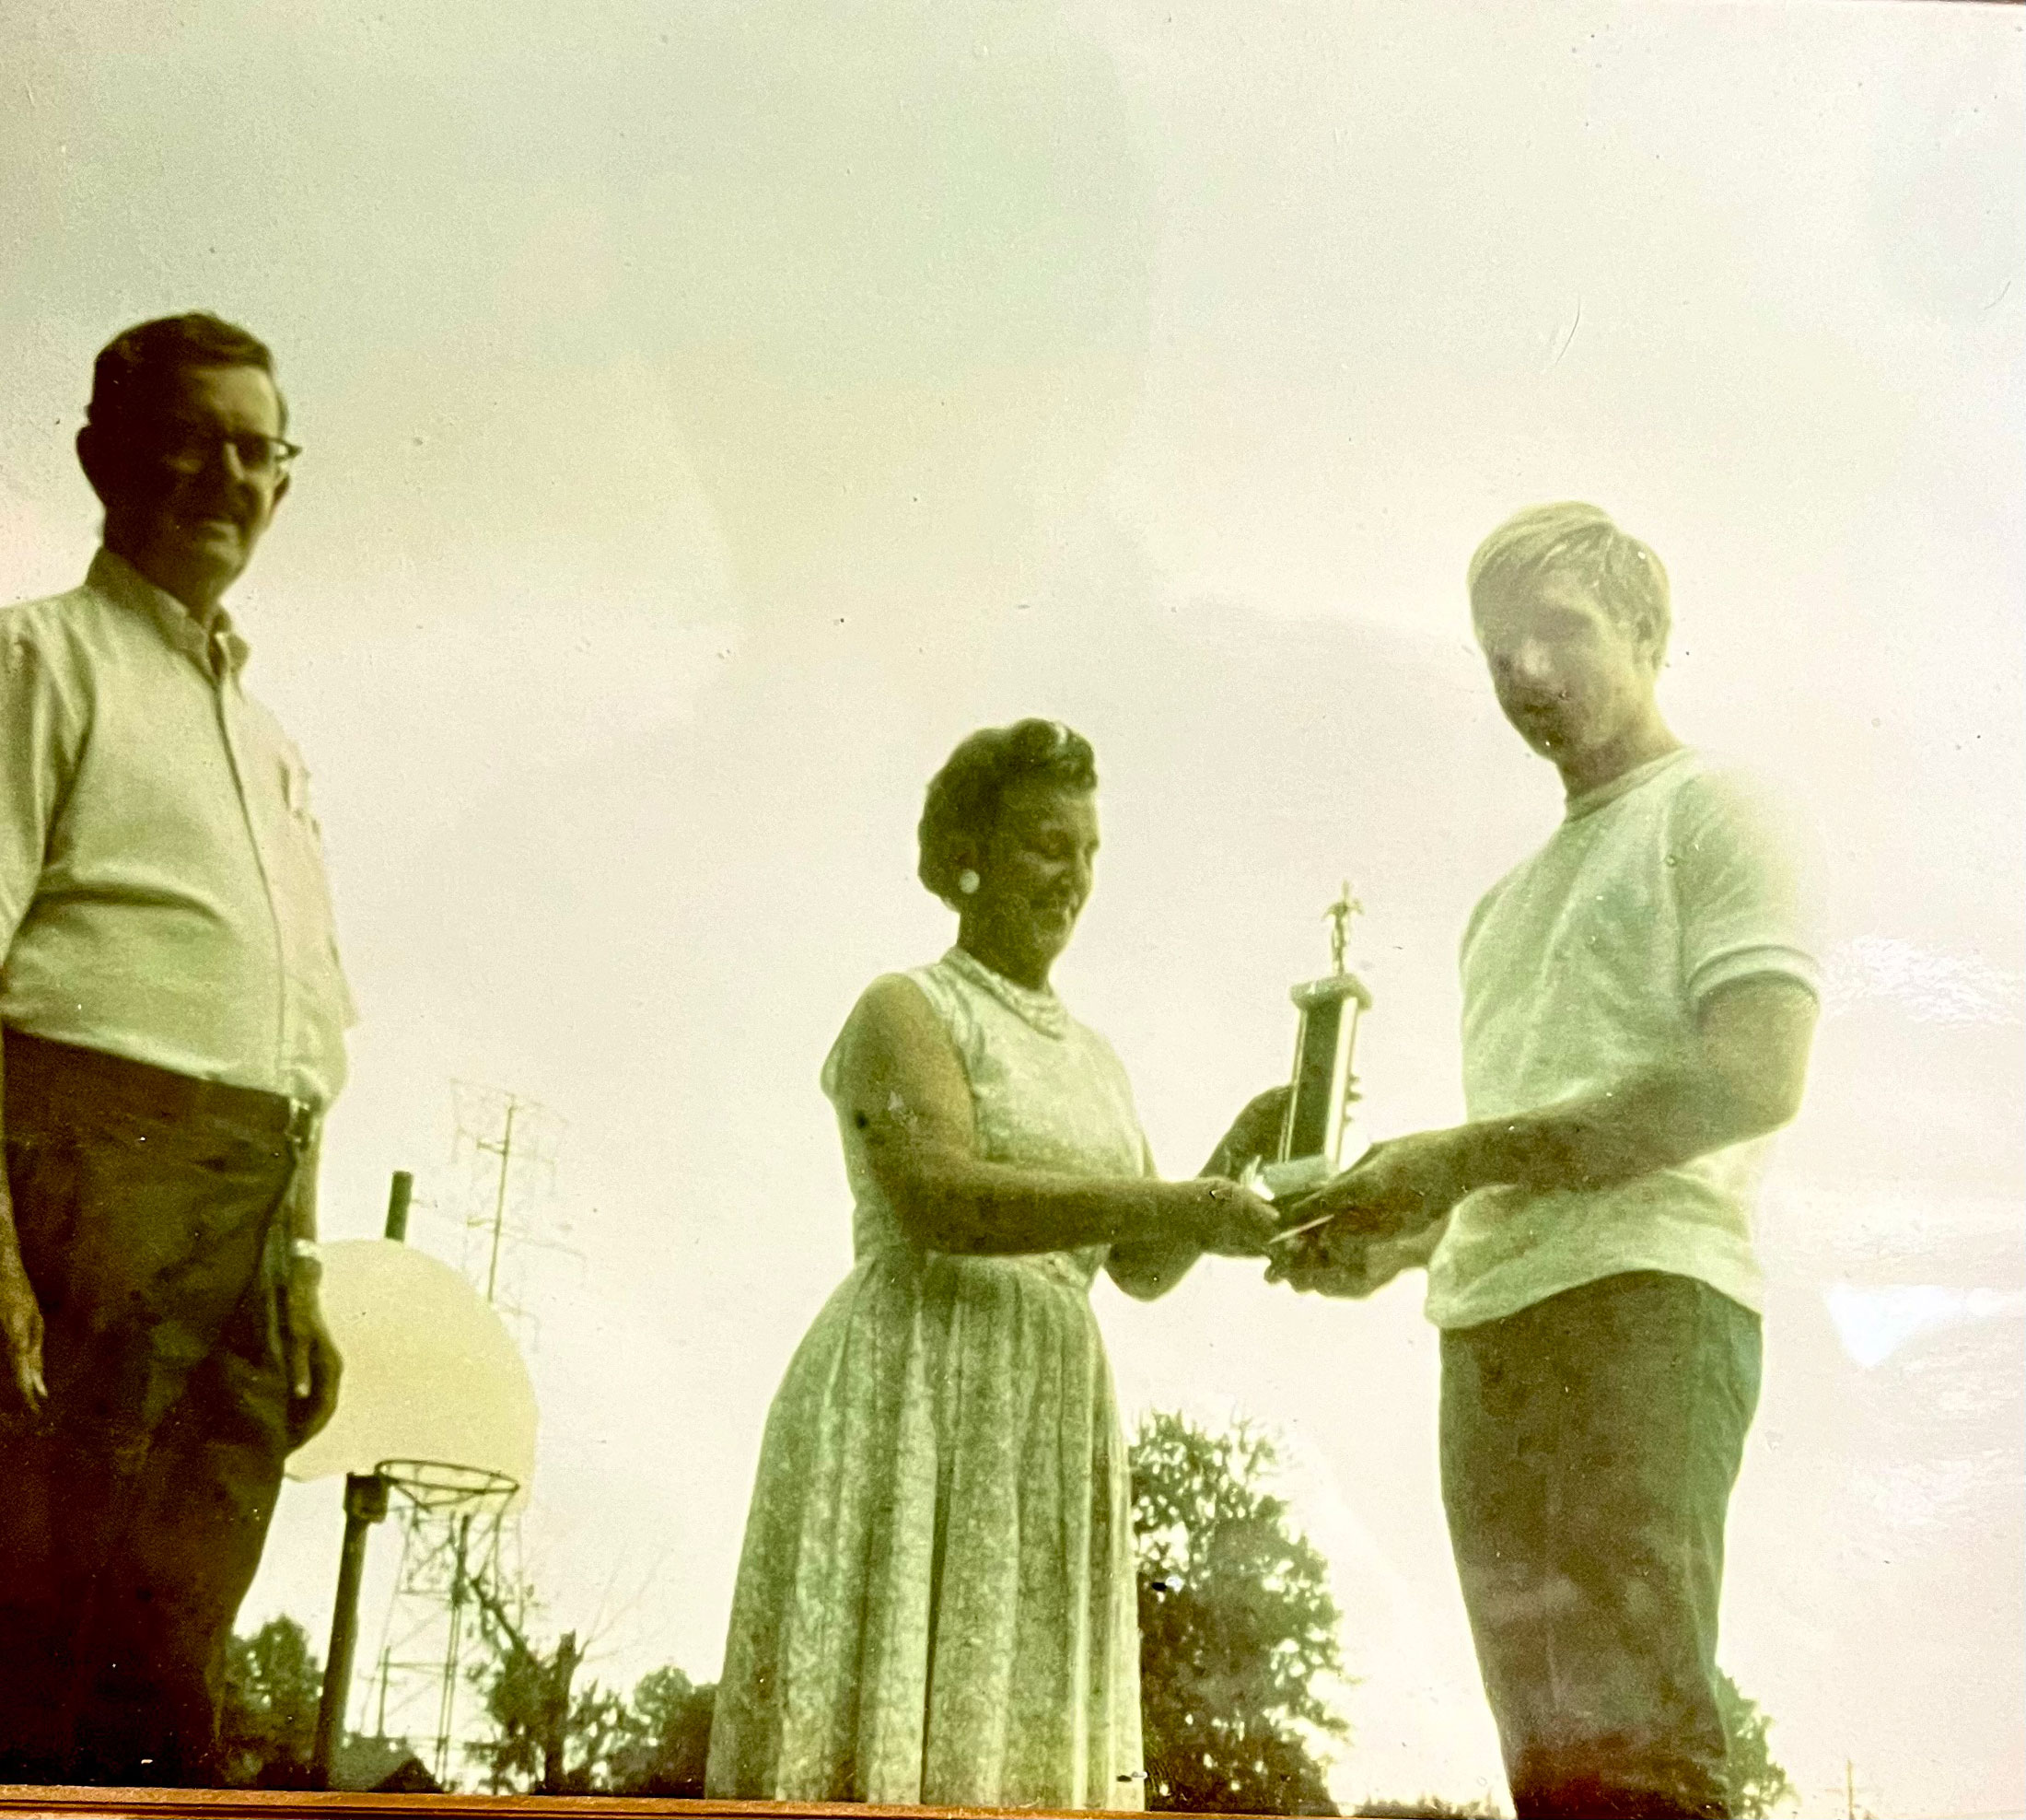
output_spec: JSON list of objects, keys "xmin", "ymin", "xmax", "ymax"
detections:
[{"xmin": 957, "ymin": 869, "xmax": 981, "ymax": 896}]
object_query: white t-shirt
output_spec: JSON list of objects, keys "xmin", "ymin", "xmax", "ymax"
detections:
[{"xmin": 1424, "ymin": 748, "xmax": 1822, "ymax": 1331}]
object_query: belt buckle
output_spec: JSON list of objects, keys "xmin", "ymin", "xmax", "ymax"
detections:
[{"xmin": 285, "ymin": 1098, "xmax": 317, "ymax": 1147}]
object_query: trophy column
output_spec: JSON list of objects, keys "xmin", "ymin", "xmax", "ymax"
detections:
[{"xmin": 1256, "ymin": 885, "xmax": 1373, "ymax": 1201}]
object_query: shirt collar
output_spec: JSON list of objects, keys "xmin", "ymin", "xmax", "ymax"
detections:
[
  {"xmin": 87, "ymin": 547, "xmax": 250, "ymax": 679},
  {"xmin": 1563, "ymin": 746, "xmax": 1692, "ymax": 822}
]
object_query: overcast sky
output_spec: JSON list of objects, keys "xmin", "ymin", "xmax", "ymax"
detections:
[{"xmin": 5, "ymin": 2, "xmax": 2022, "ymax": 1814}]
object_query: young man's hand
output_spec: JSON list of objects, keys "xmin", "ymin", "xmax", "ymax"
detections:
[
  {"xmin": 1278, "ymin": 1129, "xmax": 1471, "ymax": 1240},
  {"xmin": 1266, "ymin": 1219, "xmax": 1443, "ymax": 1299}
]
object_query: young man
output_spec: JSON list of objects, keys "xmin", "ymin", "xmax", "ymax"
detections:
[
  {"xmin": 0, "ymin": 313, "xmax": 354, "ymax": 1785},
  {"xmin": 1275, "ymin": 503, "xmax": 1821, "ymax": 1819}
]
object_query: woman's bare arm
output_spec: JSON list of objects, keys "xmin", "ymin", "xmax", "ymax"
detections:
[{"xmin": 842, "ymin": 976, "xmax": 1274, "ymax": 1260}]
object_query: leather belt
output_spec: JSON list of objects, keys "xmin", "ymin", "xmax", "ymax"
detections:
[{"xmin": 2, "ymin": 1026, "xmax": 315, "ymax": 1143}]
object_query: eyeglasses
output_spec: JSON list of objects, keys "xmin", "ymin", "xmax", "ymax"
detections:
[{"xmin": 150, "ymin": 429, "xmax": 304, "ymax": 479}]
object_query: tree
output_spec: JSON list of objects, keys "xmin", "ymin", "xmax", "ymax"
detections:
[
  {"xmin": 464, "ymin": 1576, "xmax": 630, "ymax": 1793},
  {"xmin": 462, "ymin": 1571, "xmax": 720, "ymax": 1797},
  {"xmin": 1131, "ymin": 1410, "xmax": 1349, "ymax": 1814},
  {"xmin": 216, "ymin": 1616, "xmax": 322, "ymax": 1789},
  {"xmin": 1716, "ymin": 1668, "xmax": 1798, "ymax": 1818},
  {"xmin": 607, "ymin": 1664, "xmax": 718, "ymax": 1796}
]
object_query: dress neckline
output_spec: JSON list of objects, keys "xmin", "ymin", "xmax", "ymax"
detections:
[{"xmin": 941, "ymin": 945, "xmax": 1072, "ymax": 1040}]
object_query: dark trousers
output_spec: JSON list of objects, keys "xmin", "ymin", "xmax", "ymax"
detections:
[
  {"xmin": 1439, "ymin": 1270, "xmax": 1761, "ymax": 1820},
  {"xmin": 0, "ymin": 1030, "xmax": 308, "ymax": 1788}
]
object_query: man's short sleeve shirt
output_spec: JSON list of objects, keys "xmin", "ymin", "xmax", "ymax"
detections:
[
  {"xmin": 1, "ymin": 550, "xmax": 354, "ymax": 1108},
  {"xmin": 1424, "ymin": 747, "xmax": 1822, "ymax": 1329}
]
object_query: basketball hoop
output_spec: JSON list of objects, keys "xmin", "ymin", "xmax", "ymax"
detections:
[
  {"xmin": 374, "ymin": 1460, "xmax": 519, "ymax": 1516},
  {"xmin": 300, "ymin": 1211, "xmax": 541, "ymax": 1790}
]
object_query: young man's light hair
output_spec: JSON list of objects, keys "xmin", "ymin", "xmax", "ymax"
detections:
[{"xmin": 1467, "ymin": 501, "xmax": 1671, "ymax": 667}]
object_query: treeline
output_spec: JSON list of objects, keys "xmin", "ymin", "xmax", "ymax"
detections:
[
  {"xmin": 222, "ymin": 1410, "xmax": 1793, "ymax": 1815},
  {"xmin": 219, "ymin": 1613, "xmax": 716, "ymax": 1795}
]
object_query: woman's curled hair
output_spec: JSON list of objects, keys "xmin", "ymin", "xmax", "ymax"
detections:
[{"xmin": 917, "ymin": 719, "xmax": 1098, "ymax": 905}]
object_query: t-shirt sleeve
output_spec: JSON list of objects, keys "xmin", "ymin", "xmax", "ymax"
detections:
[
  {"xmin": 0, "ymin": 619, "xmax": 81, "ymax": 954},
  {"xmin": 1671, "ymin": 765, "xmax": 1826, "ymax": 1009}
]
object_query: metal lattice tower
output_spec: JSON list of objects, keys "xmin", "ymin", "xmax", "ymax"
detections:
[
  {"xmin": 364, "ymin": 1468, "xmax": 518, "ymax": 1784},
  {"xmin": 355, "ymin": 1087, "xmax": 569, "ymax": 1786},
  {"xmin": 448, "ymin": 1082, "xmax": 569, "ymax": 1353}
]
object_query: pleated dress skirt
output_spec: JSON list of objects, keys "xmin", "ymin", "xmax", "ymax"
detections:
[{"xmin": 704, "ymin": 1242, "xmax": 1145, "ymax": 1810}]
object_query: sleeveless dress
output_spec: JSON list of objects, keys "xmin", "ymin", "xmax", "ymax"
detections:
[{"xmin": 704, "ymin": 947, "xmax": 1150, "ymax": 1809}]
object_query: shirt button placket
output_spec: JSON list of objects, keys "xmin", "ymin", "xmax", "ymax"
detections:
[{"xmin": 216, "ymin": 667, "xmax": 293, "ymax": 1095}]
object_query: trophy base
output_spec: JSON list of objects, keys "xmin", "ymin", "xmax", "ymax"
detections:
[{"xmin": 1255, "ymin": 1154, "xmax": 1333, "ymax": 1201}]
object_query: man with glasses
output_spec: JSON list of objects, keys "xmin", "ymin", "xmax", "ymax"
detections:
[{"xmin": 0, "ymin": 313, "xmax": 354, "ymax": 1786}]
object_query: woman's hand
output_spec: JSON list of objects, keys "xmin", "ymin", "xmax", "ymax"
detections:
[
  {"xmin": 1207, "ymin": 1085, "xmax": 1292, "ymax": 1178},
  {"xmin": 1173, "ymin": 1175, "xmax": 1282, "ymax": 1257}
]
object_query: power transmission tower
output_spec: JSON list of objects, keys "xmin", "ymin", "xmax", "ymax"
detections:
[
  {"xmin": 355, "ymin": 1085, "xmax": 570, "ymax": 1787},
  {"xmin": 362, "ymin": 1470, "xmax": 518, "ymax": 1786},
  {"xmin": 447, "ymin": 1081, "xmax": 571, "ymax": 1352}
]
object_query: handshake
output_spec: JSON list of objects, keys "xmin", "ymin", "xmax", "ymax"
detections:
[{"xmin": 1212, "ymin": 1087, "xmax": 1461, "ymax": 1299}]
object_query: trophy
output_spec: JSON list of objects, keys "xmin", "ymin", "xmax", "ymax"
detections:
[{"xmin": 1250, "ymin": 883, "xmax": 1373, "ymax": 1206}]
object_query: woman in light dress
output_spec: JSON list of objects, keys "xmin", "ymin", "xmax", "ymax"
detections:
[{"xmin": 704, "ymin": 719, "xmax": 1286, "ymax": 1810}]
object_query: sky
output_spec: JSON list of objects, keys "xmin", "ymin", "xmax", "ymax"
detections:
[{"xmin": 4, "ymin": 1, "xmax": 2023, "ymax": 1814}]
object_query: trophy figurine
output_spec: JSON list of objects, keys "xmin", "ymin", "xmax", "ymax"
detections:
[{"xmin": 1250, "ymin": 883, "xmax": 1373, "ymax": 1205}]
